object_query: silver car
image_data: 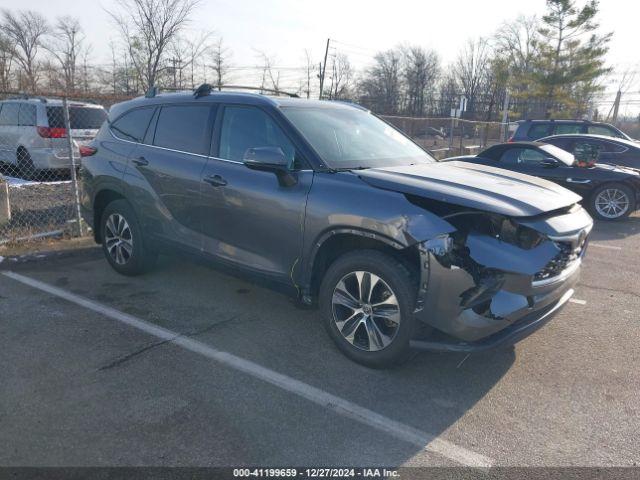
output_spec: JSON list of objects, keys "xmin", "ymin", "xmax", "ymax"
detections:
[{"xmin": 0, "ymin": 96, "xmax": 107, "ymax": 178}]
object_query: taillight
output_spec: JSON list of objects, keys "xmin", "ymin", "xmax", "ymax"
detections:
[
  {"xmin": 507, "ymin": 136, "xmax": 514, "ymax": 143},
  {"xmin": 37, "ymin": 126, "xmax": 68, "ymax": 138},
  {"xmin": 79, "ymin": 145, "xmax": 97, "ymax": 157}
]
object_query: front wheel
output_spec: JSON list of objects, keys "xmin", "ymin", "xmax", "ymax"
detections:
[
  {"xmin": 590, "ymin": 183, "xmax": 634, "ymax": 221},
  {"xmin": 319, "ymin": 250, "xmax": 418, "ymax": 368},
  {"xmin": 100, "ymin": 199, "xmax": 157, "ymax": 276}
]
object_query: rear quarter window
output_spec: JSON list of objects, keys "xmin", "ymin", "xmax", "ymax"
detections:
[
  {"xmin": 110, "ymin": 107, "xmax": 156, "ymax": 143},
  {"xmin": 527, "ymin": 124, "xmax": 551, "ymax": 139},
  {"xmin": 46, "ymin": 106, "xmax": 107, "ymax": 129},
  {"xmin": 587, "ymin": 125, "xmax": 617, "ymax": 137}
]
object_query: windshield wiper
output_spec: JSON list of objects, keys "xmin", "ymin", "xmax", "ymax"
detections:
[{"xmin": 330, "ymin": 166, "xmax": 371, "ymax": 172}]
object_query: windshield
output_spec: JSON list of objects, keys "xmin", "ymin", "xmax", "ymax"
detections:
[
  {"xmin": 540, "ymin": 144, "xmax": 575, "ymax": 166},
  {"xmin": 281, "ymin": 106, "xmax": 434, "ymax": 169}
]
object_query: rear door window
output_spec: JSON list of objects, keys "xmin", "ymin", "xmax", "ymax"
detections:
[
  {"xmin": 111, "ymin": 107, "xmax": 156, "ymax": 143},
  {"xmin": 18, "ymin": 104, "xmax": 36, "ymax": 126},
  {"xmin": 46, "ymin": 106, "xmax": 107, "ymax": 129},
  {"xmin": 153, "ymin": 105, "xmax": 213, "ymax": 155},
  {"xmin": 527, "ymin": 124, "xmax": 551, "ymax": 139},
  {"xmin": 0, "ymin": 103, "xmax": 20, "ymax": 126},
  {"xmin": 587, "ymin": 125, "xmax": 617, "ymax": 137},
  {"xmin": 554, "ymin": 124, "xmax": 583, "ymax": 135}
]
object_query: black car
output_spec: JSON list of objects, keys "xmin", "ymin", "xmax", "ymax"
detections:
[
  {"xmin": 449, "ymin": 141, "xmax": 640, "ymax": 221},
  {"xmin": 79, "ymin": 85, "xmax": 593, "ymax": 367},
  {"xmin": 540, "ymin": 134, "xmax": 640, "ymax": 170},
  {"xmin": 509, "ymin": 119, "xmax": 633, "ymax": 142}
]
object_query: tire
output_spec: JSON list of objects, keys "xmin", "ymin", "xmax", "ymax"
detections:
[
  {"xmin": 319, "ymin": 250, "xmax": 418, "ymax": 368},
  {"xmin": 589, "ymin": 183, "xmax": 634, "ymax": 221},
  {"xmin": 17, "ymin": 148, "xmax": 37, "ymax": 180},
  {"xmin": 100, "ymin": 199, "xmax": 157, "ymax": 276}
]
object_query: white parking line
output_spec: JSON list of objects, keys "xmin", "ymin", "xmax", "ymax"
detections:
[
  {"xmin": 569, "ymin": 298, "xmax": 587, "ymax": 305},
  {"xmin": 2, "ymin": 270, "xmax": 493, "ymax": 468},
  {"xmin": 589, "ymin": 243, "xmax": 622, "ymax": 251}
]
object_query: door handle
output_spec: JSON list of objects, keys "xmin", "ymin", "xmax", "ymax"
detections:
[
  {"xmin": 566, "ymin": 178, "xmax": 591, "ymax": 184},
  {"xmin": 132, "ymin": 156, "xmax": 149, "ymax": 166},
  {"xmin": 203, "ymin": 174, "xmax": 228, "ymax": 187}
]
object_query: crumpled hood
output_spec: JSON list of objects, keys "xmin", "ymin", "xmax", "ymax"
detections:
[{"xmin": 357, "ymin": 161, "xmax": 582, "ymax": 217}]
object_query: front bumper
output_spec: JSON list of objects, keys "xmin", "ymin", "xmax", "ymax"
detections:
[{"xmin": 412, "ymin": 225, "xmax": 587, "ymax": 352}]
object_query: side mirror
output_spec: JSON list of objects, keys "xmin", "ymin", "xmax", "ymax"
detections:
[
  {"xmin": 541, "ymin": 158, "xmax": 559, "ymax": 168},
  {"xmin": 242, "ymin": 146, "xmax": 297, "ymax": 186},
  {"xmin": 243, "ymin": 146, "xmax": 289, "ymax": 171}
]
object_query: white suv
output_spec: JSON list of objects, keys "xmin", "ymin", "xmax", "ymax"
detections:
[{"xmin": 0, "ymin": 96, "xmax": 107, "ymax": 178}]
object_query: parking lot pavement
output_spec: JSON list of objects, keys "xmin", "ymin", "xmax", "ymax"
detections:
[{"xmin": 1, "ymin": 215, "xmax": 639, "ymax": 467}]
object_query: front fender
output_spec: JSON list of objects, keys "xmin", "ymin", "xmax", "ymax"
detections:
[{"xmin": 297, "ymin": 172, "xmax": 455, "ymax": 289}]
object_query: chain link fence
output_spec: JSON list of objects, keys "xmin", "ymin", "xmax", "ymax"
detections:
[
  {"xmin": 381, "ymin": 115, "xmax": 509, "ymax": 159},
  {"xmin": 0, "ymin": 93, "xmax": 110, "ymax": 245}
]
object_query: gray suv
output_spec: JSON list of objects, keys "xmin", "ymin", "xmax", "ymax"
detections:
[
  {"xmin": 80, "ymin": 85, "xmax": 593, "ymax": 367},
  {"xmin": 0, "ymin": 97, "xmax": 107, "ymax": 178}
]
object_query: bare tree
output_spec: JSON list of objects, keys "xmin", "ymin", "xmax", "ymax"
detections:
[
  {"xmin": 359, "ymin": 49, "xmax": 402, "ymax": 114},
  {"xmin": 454, "ymin": 38, "xmax": 491, "ymax": 117},
  {"xmin": 255, "ymin": 50, "xmax": 280, "ymax": 92},
  {"xmin": 328, "ymin": 53, "xmax": 353, "ymax": 100},
  {"xmin": 212, "ymin": 37, "xmax": 231, "ymax": 90},
  {"xmin": 107, "ymin": 0, "xmax": 199, "ymax": 91},
  {"xmin": 167, "ymin": 31, "xmax": 212, "ymax": 89},
  {"xmin": 402, "ymin": 45, "xmax": 440, "ymax": 116},
  {"xmin": 0, "ymin": 31, "xmax": 13, "ymax": 90},
  {"xmin": 0, "ymin": 9, "xmax": 49, "ymax": 91},
  {"xmin": 45, "ymin": 16, "xmax": 85, "ymax": 91},
  {"xmin": 302, "ymin": 49, "xmax": 314, "ymax": 98},
  {"xmin": 494, "ymin": 15, "xmax": 540, "ymax": 117}
]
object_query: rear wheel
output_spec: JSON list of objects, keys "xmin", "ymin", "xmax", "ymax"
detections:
[
  {"xmin": 319, "ymin": 250, "xmax": 418, "ymax": 368},
  {"xmin": 17, "ymin": 148, "xmax": 37, "ymax": 180},
  {"xmin": 100, "ymin": 199, "xmax": 157, "ymax": 275},
  {"xmin": 590, "ymin": 183, "xmax": 634, "ymax": 221}
]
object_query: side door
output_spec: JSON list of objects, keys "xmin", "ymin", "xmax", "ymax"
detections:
[
  {"xmin": 200, "ymin": 104, "xmax": 313, "ymax": 282},
  {"xmin": 124, "ymin": 103, "xmax": 216, "ymax": 251},
  {"xmin": 498, "ymin": 146, "xmax": 592, "ymax": 197}
]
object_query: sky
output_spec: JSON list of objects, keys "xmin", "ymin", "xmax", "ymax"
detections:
[{"xmin": 6, "ymin": 0, "xmax": 640, "ymax": 114}]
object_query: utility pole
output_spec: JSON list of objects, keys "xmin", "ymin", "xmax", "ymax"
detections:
[
  {"xmin": 171, "ymin": 57, "xmax": 178, "ymax": 88},
  {"xmin": 611, "ymin": 90, "xmax": 622, "ymax": 124},
  {"xmin": 319, "ymin": 38, "xmax": 330, "ymax": 100}
]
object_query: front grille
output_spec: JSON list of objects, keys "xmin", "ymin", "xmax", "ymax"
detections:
[{"xmin": 534, "ymin": 241, "xmax": 584, "ymax": 282}]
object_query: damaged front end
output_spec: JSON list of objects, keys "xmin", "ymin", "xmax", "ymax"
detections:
[{"xmin": 411, "ymin": 202, "xmax": 592, "ymax": 352}]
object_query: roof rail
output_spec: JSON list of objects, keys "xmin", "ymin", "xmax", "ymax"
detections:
[
  {"xmin": 8, "ymin": 94, "xmax": 47, "ymax": 103},
  {"xmin": 194, "ymin": 83, "xmax": 300, "ymax": 98},
  {"xmin": 144, "ymin": 84, "xmax": 301, "ymax": 99}
]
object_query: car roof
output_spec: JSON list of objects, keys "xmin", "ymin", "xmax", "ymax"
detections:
[
  {"xmin": 0, "ymin": 97, "xmax": 103, "ymax": 108},
  {"xmin": 540, "ymin": 134, "xmax": 639, "ymax": 148},
  {"xmin": 516, "ymin": 119, "xmax": 601, "ymax": 124},
  {"xmin": 484, "ymin": 141, "xmax": 547, "ymax": 149},
  {"xmin": 108, "ymin": 90, "xmax": 362, "ymax": 119}
]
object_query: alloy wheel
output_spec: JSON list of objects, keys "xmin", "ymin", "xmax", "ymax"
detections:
[
  {"xmin": 594, "ymin": 188, "xmax": 630, "ymax": 219},
  {"xmin": 104, "ymin": 213, "xmax": 134, "ymax": 265},
  {"xmin": 331, "ymin": 271, "xmax": 401, "ymax": 352}
]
